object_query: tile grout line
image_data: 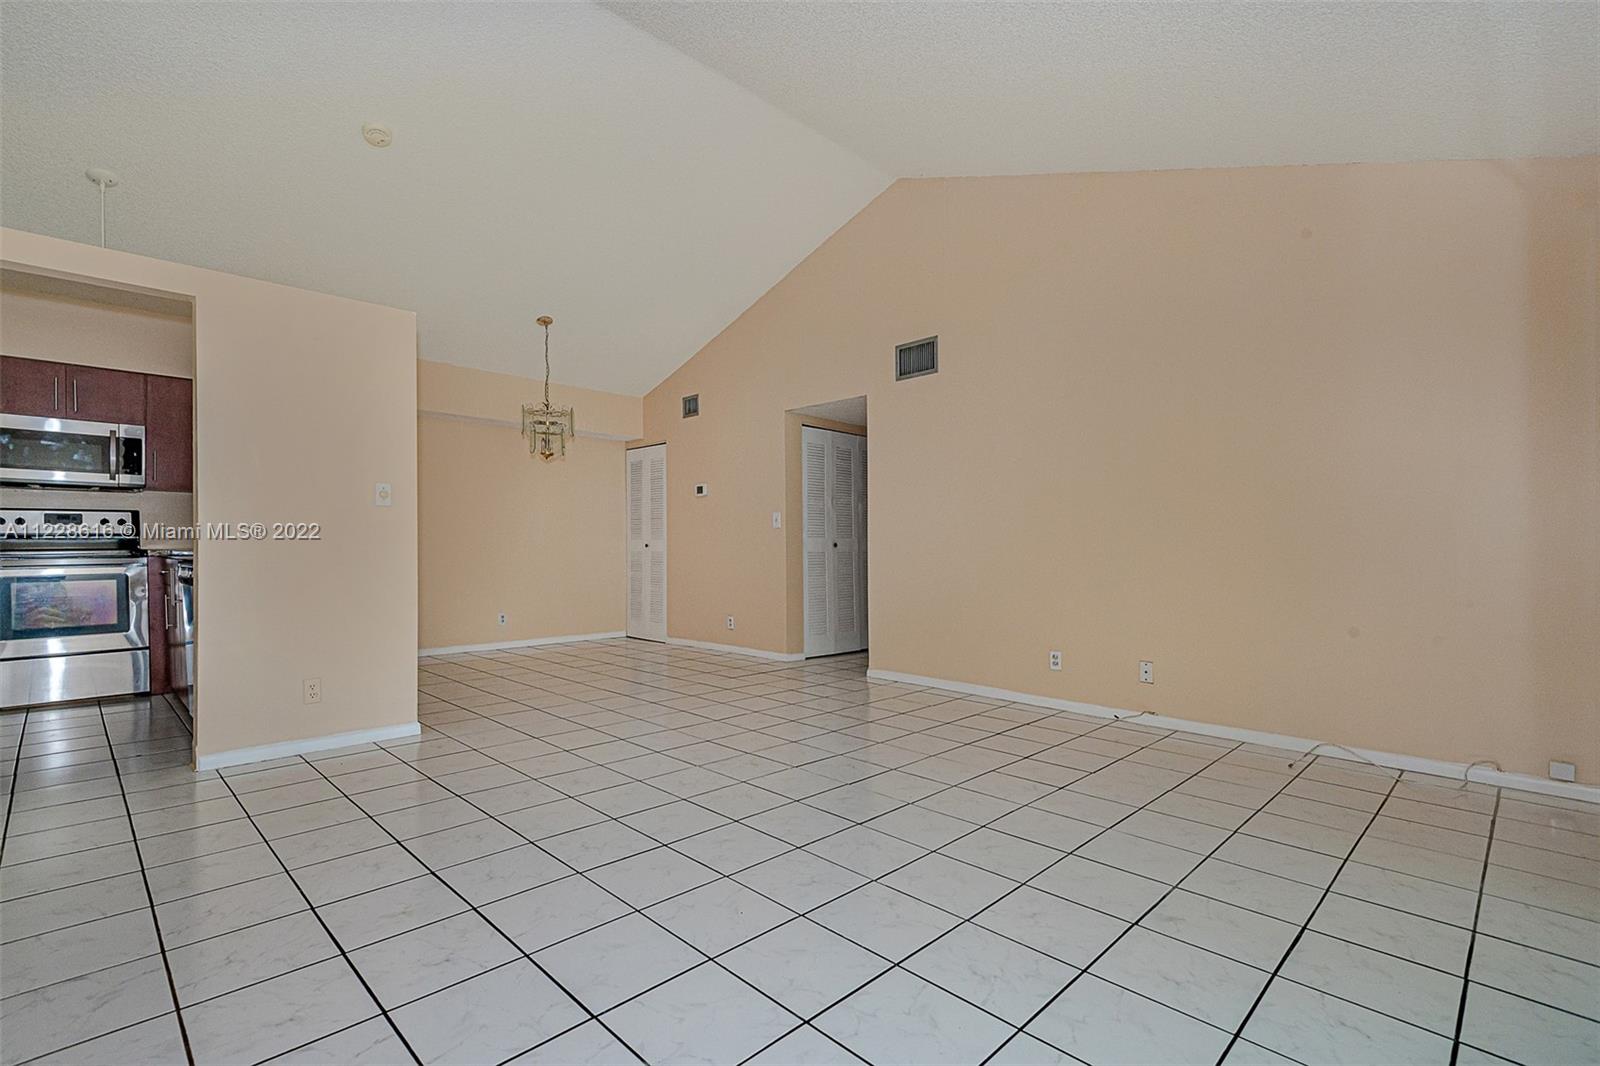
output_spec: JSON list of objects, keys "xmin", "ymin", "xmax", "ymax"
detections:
[
  {"xmin": 92, "ymin": 697, "xmax": 199, "ymax": 1066},
  {"xmin": 425, "ymin": 652, "xmax": 1477, "ymax": 1061},
  {"xmin": 737, "ymin": 749, "xmax": 1234, "ymax": 1060},
  {"xmin": 289, "ymin": 754, "xmax": 652, "ymax": 1066},
  {"xmin": 730, "ymin": 717, "xmax": 1253, "ymax": 1062},
  {"xmin": 211, "ymin": 767, "xmax": 428, "ymax": 1066},
  {"xmin": 12, "ymin": 647, "xmax": 1587, "ymax": 1065},
  {"xmin": 6, "ymin": 701, "xmax": 1318, "ymax": 1043},
  {"xmin": 975, "ymin": 740, "xmax": 1324, "ymax": 1066},
  {"xmin": 1448, "ymin": 785, "xmax": 1503, "ymax": 1065},
  {"xmin": 418, "ymin": 648, "xmax": 1599, "ymax": 1058},
  {"xmin": 384, "ymin": 669, "xmax": 1208, "ymax": 1060},
  {"xmin": 0, "ymin": 707, "xmax": 33, "ymax": 867},
  {"xmin": 1213, "ymin": 769, "xmax": 1409, "ymax": 1064}
]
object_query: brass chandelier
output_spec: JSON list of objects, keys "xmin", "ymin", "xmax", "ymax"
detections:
[{"xmin": 522, "ymin": 314, "xmax": 575, "ymax": 461}]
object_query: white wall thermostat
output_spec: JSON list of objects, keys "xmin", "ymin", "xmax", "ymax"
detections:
[{"xmin": 694, "ymin": 484, "xmax": 708, "ymax": 497}]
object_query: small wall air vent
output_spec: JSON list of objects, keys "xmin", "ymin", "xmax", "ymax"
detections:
[
  {"xmin": 682, "ymin": 394, "xmax": 700, "ymax": 418},
  {"xmin": 895, "ymin": 336, "xmax": 938, "ymax": 381}
]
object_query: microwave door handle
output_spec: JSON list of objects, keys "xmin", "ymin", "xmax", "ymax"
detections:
[{"xmin": 108, "ymin": 428, "xmax": 119, "ymax": 482}]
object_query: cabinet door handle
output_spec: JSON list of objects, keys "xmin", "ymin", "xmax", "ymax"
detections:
[
  {"xmin": 73, "ymin": 379, "xmax": 79, "ymax": 412},
  {"xmin": 52, "ymin": 376, "xmax": 59, "ymax": 411}
]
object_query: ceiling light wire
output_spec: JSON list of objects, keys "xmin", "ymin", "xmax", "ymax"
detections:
[{"xmin": 85, "ymin": 168, "xmax": 118, "ymax": 248}]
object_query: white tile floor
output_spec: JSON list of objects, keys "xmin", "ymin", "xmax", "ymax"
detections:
[{"xmin": 2, "ymin": 639, "xmax": 1596, "ymax": 1065}]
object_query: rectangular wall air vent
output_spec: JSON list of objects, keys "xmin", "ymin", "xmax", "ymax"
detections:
[
  {"xmin": 895, "ymin": 337, "xmax": 938, "ymax": 381},
  {"xmin": 682, "ymin": 394, "xmax": 699, "ymax": 418}
]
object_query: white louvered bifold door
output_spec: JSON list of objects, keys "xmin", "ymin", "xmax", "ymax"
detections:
[
  {"xmin": 803, "ymin": 429, "xmax": 831, "ymax": 656},
  {"xmin": 626, "ymin": 444, "xmax": 667, "ymax": 641},
  {"xmin": 803, "ymin": 427, "xmax": 867, "ymax": 657}
]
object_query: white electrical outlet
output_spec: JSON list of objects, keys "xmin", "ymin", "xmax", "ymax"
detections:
[
  {"xmin": 498, "ymin": 612, "xmax": 507, "ymax": 626},
  {"xmin": 1049, "ymin": 650, "xmax": 1062, "ymax": 671},
  {"xmin": 726, "ymin": 616, "xmax": 735, "ymax": 630},
  {"xmin": 1139, "ymin": 661, "xmax": 1154, "ymax": 684},
  {"xmin": 1550, "ymin": 760, "xmax": 1577, "ymax": 782},
  {"xmin": 303, "ymin": 678, "xmax": 322, "ymax": 704}
]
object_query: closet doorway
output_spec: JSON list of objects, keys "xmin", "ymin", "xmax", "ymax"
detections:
[
  {"xmin": 625, "ymin": 443, "xmax": 666, "ymax": 641},
  {"xmin": 802, "ymin": 425, "xmax": 867, "ymax": 657}
]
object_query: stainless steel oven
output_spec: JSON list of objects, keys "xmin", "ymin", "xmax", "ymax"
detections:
[
  {"xmin": 0, "ymin": 413, "xmax": 146, "ymax": 489},
  {"xmin": 0, "ymin": 509, "xmax": 149, "ymax": 708}
]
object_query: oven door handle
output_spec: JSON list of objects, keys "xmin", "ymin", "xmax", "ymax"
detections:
[
  {"xmin": 108, "ymin": 428, "xmax": 119, "ymax": 482},
  {"xmin": 0, "ymin": 563, "xmax": 143, "ymax": 580}
]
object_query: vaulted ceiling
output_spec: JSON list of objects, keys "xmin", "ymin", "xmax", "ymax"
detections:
[
  {"xmin": 0, "ymin": 2, "xmax": 889, "ymax": 395},
  {"xmin": 608, "ymin": 1, "xmax": 1598, "ymax": 178},
  {"xmin": 3, "ymin": 2, "xmax": 1593, "ymax": 395}
]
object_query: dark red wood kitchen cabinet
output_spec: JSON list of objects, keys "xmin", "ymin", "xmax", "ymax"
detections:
[
  {"xmin": 67, "ymin": 364, "xmax": 146, "ymax": 424},
  {"xmin": 0, "ymin": 356, "xmax": 67, "ymax": 416},
  {"xmin": 145, "ymin": 375, "xmax": 193, "ymax": 492}
]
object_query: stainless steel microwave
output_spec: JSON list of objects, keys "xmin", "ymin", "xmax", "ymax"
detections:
[{"xmin": 0, "ymin": 414, "xmax": 146, "ymax": 489}]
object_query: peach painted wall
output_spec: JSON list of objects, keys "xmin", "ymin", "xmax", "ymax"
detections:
[
  {"xmin": 417, "ymin": 360, "xmax": 636, "ymax": 650},
  {"xmin": 1, "ymin": 228, "xmax": 419, "ymax": 761},
  {"xmin": 0, "ymin": 287, "xmax": 195, "ymax": 379},
  {"xmin": 641, "ymin": 157, "xmax": 1600, "ymax": 781}
]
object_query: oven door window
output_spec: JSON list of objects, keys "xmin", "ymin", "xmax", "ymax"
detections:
[
  {"xmin": 0, "ymin": 426, "xmax": 115, "ymax": 478},
  {"xmin": 0, "ymin": 574, "xmax": 131, "ymax": 641}
]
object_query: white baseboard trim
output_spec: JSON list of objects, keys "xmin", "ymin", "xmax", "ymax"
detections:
[
  {"xmin": 196, "ymin": 722, "xmax": 422, "ymax": 772},
  {"xmin": 665, "ymin": 637, "xmax": 805, "ymax": 662},
  {"xmin": 419, "ymin": 632, "xmax": 625, "ymax": 657},
  {"xmin": 866, "ymin": 668, "xmax": 1599, "ymax": 804}
]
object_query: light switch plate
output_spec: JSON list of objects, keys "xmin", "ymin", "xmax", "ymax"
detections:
[
  {"xmin": 772, "ymin": 512, "xmax": 782, "ymax": 529},
  {"xmin": 374, "ymin": 482, "xmax": 393, "ymax": 507}
]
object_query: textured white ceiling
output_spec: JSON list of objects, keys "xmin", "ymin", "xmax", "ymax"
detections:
[
  {"xmin": 605, "ymin": 1, "xmax": 1599, "ymax": 177},
  {"xmin": 0, "ymin": 2, "xmax": 889, "ymax": 394},
  {"xmin": 3, "ymin": 3, "xmax": 1592, "ymax": 397}
]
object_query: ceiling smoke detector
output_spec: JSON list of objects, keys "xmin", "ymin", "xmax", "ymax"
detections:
[{"xmin": 362, "ymin": 123, "xmax": 393, "ymax": 148}]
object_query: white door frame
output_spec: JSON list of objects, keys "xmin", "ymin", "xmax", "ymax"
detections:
[{"xmin": 626, "ymin": 443, "xmax": 667, "ymax": 641}]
